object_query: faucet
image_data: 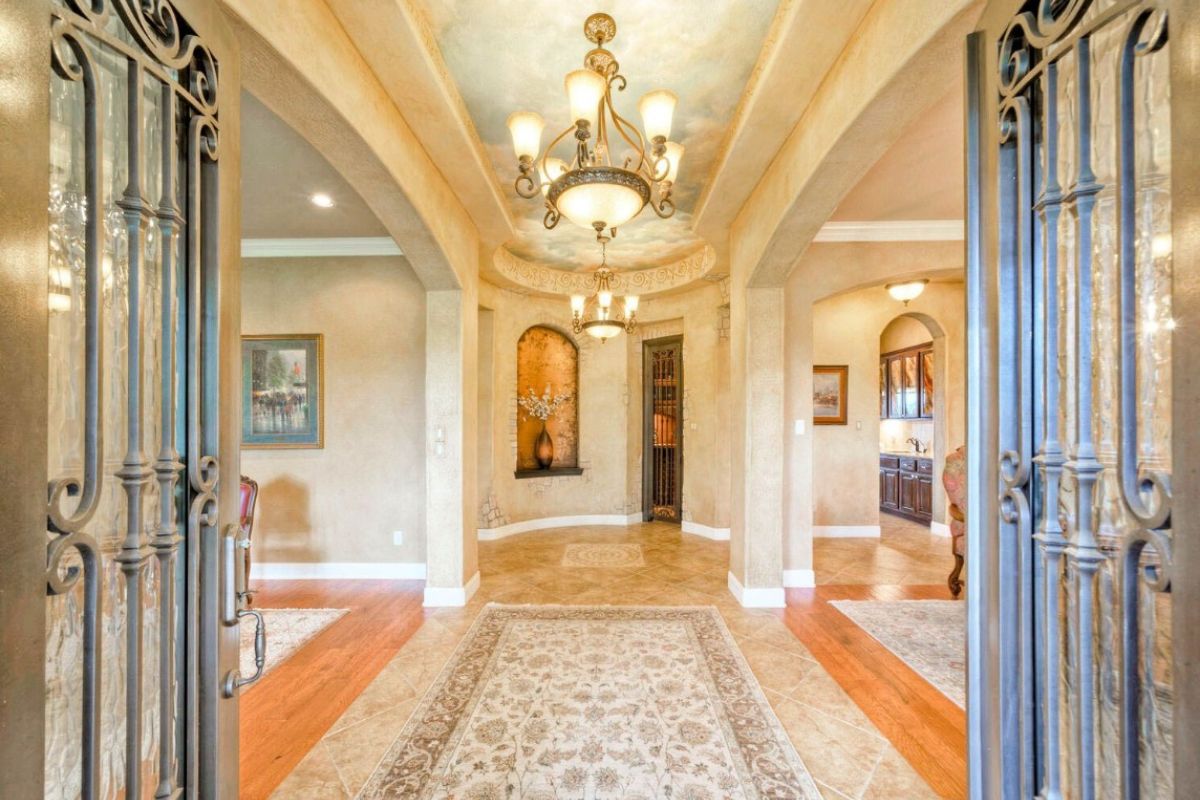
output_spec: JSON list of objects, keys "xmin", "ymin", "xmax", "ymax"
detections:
[{"xmin": 906, "ymin": 437, "xmax": 924, "ymax": 454}]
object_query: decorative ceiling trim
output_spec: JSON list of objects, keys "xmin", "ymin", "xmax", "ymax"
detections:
[
  {"xmin": 813, "ymin": 220, "xmax": 964, "ymax": 243},
  {"xmin": 241, "ymin": 237, "xmax": 404, "ymax": 258},
  {"xmin": 493, "ymin": 244, "xmax": 718, "ymax": 297}
]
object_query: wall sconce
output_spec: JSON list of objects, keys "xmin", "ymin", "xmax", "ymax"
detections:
[{"xmin": 886, "ymin": 279, "xmax": 929, "ymax": 306}]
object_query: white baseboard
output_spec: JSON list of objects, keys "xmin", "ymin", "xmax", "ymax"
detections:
[
  {"xmin": 930, "ymin": 521, "xmax": 952, "ymax": 538},
  {"xmin": 477, "ymin": 513, "xmax": 643, "ymax": 541},
  {"xmin": 782, "ymin": 569, "xmax": 815, "ymax": 588},
  {"xmin": 424, "ymin": 570, "xmax": 480, "ymax": 608},
  {"xmin": 681, "ymin": 521, "xmax": 731, "ymax": 541},
  {"xmin": 249, "ymin": 561, "xmax": 426, "ymax": 580},
  {"xmin": 812, "ymin": 525, "xmax": 882, "ymax": 538},
  {"xmin": 727, "ymin": 571, "xmax": 785, "ymax": 608}
]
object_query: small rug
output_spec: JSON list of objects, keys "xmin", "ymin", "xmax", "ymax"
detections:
[
  {"xmin": 239, "ymin": 607, "xmax": 348, "ymax": 681},
  {"xmin": 357, "ymin": 605, "xmax": 821, "ymax": 799},
  {"xmin": 560, "ymin": 542, "xmax": 645, "ymax": 568},
  {"xmin": 829, "ymin": 599, "xmax": 965, "ymax": 707}
]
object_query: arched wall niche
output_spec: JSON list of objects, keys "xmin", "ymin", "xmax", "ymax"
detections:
[{"xmin": 515, "ymin": 326, "xmax": 579, "ymax": 471}]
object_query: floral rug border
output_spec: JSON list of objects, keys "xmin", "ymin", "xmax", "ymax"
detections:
[{"xmin": 356, "ymin": 604, "xmax": 820, "ymax": 799}]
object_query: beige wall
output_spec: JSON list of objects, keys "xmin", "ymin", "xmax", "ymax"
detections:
[
  {"xmin": 808, "ymin": 281, "xmax": 965, "ymax": 529},
  {"xmin": 241, "ymin": 256, "xmax": 427, "ymax": 564},
  {"xmin": 478, "ymin": 281, "xmax": 731, "ymax": 531}
]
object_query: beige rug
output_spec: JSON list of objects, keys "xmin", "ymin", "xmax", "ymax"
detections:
[
  {"xmin": 357, "ymin": 605, "xmax": 821, "ymax": 799},
  {"xmin": 239, "ymin": 607, "xmax": 348, "ymax": 681},
  {"xmin": 829, "ymin": 599, "xmax": 965, "ymax": 707},
  {"xmin": 560, "ymin": 542, "xmax": 645, "ymax": 568}
]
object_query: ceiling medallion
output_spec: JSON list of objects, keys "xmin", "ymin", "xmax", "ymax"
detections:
[
  {"xmin": 506, "ymin": 12, "xmax": 685, "ymax": 241},
  {"xmin": 570, "ymin": 236, "xmax": 638, "ymax": 342}
]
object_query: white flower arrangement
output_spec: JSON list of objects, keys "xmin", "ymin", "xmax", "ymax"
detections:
[{"xmin": 518, "ymin": 384, "xmax": 572, "ymax": 422}]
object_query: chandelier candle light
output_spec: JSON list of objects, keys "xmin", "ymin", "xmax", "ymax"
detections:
[
  {"xmin": 570, "ymin": 237, "xmax": 638, "ymax": 341},
  {"xmin": 506, "ymin": 12, "xmax": 684, "ymax": 238}
]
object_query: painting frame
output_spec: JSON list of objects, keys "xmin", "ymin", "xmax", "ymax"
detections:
[
  {"xmin": 241, "ymin": 333, "xmax": 325, "ymax": 449},
  {"xmin": 812, "ymin": 364, "xmax": 849, "ymax": 425}
]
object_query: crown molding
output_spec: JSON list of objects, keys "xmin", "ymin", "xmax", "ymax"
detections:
[
  {"xmin": 240, "ymin": 237, "xmax": 404, "ymax": 258},
  {"xmin": 813, "ymin": 220, "xmax": 965, "ymax": 243}
]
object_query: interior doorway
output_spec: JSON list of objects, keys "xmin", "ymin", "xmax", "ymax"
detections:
[{"xmin": 642, "ymin": 336, "xmax": 682, "ymax": 522}]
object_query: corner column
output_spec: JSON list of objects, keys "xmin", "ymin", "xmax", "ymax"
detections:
[
  {"xmin": 728, "ymin": 284, "xmax": 786, "ymax": 607},
  {"xmin": 424, "ymin": 288, "xmax": 479, "ymax": 606}
]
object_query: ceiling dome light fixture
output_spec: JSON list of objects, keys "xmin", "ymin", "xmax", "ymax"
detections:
[
  {"xmin": 570, "ymin": 236, "xmax": 638, "ymax": 342},
  {"xmin": 310, "ymin": 192, "xmax": 335, "ymax": 208},
  {"xmin": 886, "ymin": 279, "xmax": 929, "ymax": 305},
  {"xmin": 507, "ymin": 12, "xmax": 683, "ymax": 241}
]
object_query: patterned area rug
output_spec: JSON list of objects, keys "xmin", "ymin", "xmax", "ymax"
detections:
[
  {"xmin": 357, "ymin": 605, "xmax": 821, "ymax": 799},
  {"xmin": 239, "ymin": 607, "xmax": 348, "ymax": 681},
  {"xmin": 560, "ymin": 542, "xmax": 645, "ymax": 568},
  {"xmin": 829, "ymin": 599, "xmax": 965, "ymax": 707}
]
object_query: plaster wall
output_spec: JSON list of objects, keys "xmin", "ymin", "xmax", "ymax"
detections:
[
  {"xmin": 477, "ymin": 281, "xmax": 730, "ymax": 532},
  {"xmin": 808, "ymin": 281, "xmax": 966, "ymax": 528},
  {"xmin": 240, "ymin": 256, "xmax": 427, "ymax": 565}
]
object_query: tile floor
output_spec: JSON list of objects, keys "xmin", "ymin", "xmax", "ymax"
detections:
[
  {"xmin": 268, "ymin": 520, "xmax": 949, "ymax": 799},
  {"xmin": 815, "ymin": 513, "xmax": 955, "ymax": 587}
]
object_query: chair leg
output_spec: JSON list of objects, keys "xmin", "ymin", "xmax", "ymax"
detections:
[{"xmin": 948, "ymin": 553, "xmax": 964, "ymax": 598}]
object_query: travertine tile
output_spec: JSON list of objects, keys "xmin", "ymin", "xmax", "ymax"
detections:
[{"xmin": 270, "ymin": 742, "xmax": 349, "ymax": 799}]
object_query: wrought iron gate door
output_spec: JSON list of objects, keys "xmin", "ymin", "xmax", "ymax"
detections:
[
  {"xmin": 966, "ymin": 1, "xmax": 1199, "ymax": 797},
  {"xmin": 0, "ymin": 0, "xmax": 244, "ymax": 796},
  {"xmin": 643, "ymin": 337, "xmax": 683, "ymax": 522}
]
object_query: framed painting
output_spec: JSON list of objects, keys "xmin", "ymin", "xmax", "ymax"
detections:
[
  {"xmin": 813, "ymin": 365, "xmax": 848, "ymax": 425},
  {"xmin": 241, "ymin": 334, "xmax": 324, "ymax": 448}
]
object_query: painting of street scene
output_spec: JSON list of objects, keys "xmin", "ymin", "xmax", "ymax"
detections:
[{"xmin": 241, "ymin": 335, "xmax": 323, "ymax": 448}]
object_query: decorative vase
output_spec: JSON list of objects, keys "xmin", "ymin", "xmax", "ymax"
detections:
[{"xmin": 535, "ymin": 422, "xmax": 554, "ymax": 469}]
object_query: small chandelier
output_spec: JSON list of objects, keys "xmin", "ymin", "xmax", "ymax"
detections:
[
  {"xmin": 571, "ymin": 237, "xmax": 638, "ymax": 342},
  {"xmin": 506, "ymin": 12, "xmax": 684, "ymax": 239}
]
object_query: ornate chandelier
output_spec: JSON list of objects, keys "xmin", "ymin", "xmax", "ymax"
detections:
[
  {"xmin": 506, "ymin": 12, "xmax": 684, "ymax": 239},
  {"xmin": 570, "ymin": 237, "xmax": 638, "ymax": 342}
]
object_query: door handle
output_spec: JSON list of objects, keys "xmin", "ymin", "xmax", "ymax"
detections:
[{"xmin": 223, "ymin": 608, "xmax": 267, "ymax": 698}]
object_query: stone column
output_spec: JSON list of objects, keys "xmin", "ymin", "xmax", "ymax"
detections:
[
  {"xmin": 424, "ymin": 288, "xmax": 479, "ymax": 606},
  {"xmin": 728, "ymin": 284, "xmax": 786, "ymax": 607}
]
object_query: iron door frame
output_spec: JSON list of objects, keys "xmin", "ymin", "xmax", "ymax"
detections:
[
  {"xmin": 0, "ymin": 0, "xmax": 243, "ymax": 796},
  {"xmin": 965, "ymin": 1, "xmax": 1200, "ymax": 797},
  {"xmin": 642, "ymin": 335, "xmax": 684, "ymax": 523}
]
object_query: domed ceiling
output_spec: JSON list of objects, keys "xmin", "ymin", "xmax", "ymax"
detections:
[{"xmin": 419, "ymin": 0, "xmax": 780, "ymax": 274}]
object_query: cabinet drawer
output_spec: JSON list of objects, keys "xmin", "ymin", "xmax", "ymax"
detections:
[
  {"xmin": 916, "ymin": 459, "xmax": 933, "ymax": 475},
  {"xmin": 899, "ymin": 457, "xmax": 917, "ymax": 472},
  {"xmin": 880, "ymin": 455, "xmax": 899, "ymax": 469}
]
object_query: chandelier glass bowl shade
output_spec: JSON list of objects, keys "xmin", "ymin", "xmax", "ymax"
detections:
[
  {"xmin": 886, "ymin": 279, "xmax": 930, "ymax": 305},
  {"xmin": 507, "ymin": 12, "xmax": 684, "ymax": 237}
]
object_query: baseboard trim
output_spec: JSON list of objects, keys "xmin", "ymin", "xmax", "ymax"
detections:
[
  {"xmin": 812, "ymin": 525, "xmax": 882, "ymax": 538},
  {"xmin": 782, "ymin": 569, "xmax": 815, "ymax": 588},
  {"xmin": 249, "ymin": 561, "xmax": 426, "ymax": 580},
  {"xmin": 477, "ymin": 513, "xmax": 643, "ymax": 541},
  {"xmin": 681, "ymin": 521, "xmax": 731, "ymax": 541},
  {"xmin": 930, "ymin": 521, "xmax": 952, "ymax": 538},
  {"xmin": 727, "ymin": 571, "xmax": 785, "ymax": 608},
  {"xmin": 424, "ymin": 570, "xmax": 480, "ymax": 608}
]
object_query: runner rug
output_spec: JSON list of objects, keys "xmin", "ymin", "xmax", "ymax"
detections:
[
  {"xmin": 829, "ymin": 599, "xmax": 965, "ymax": 708},
  {"xmin": 239, "ymin": 607, "xmax": 348, "ymax": 682},
  {"xmin": 356, "ymin": 604, "xmax": 821, "ymax": 799}
]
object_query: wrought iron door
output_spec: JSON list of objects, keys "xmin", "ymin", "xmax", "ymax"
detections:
[
  {"xmin": 1, "ymin": 0, "xmax": 245, "ymax": 796},
  {"xmin": 966, "ymin": 1, "xmax": 1198, "ymax": 797},
  {"xmin": 643, "ymin": 337, "xmax": 683, "ymax": 521}
]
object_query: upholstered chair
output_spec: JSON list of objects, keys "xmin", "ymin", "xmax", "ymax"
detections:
[{"xmin": 942, "ymin": 446, "xmax": 967, "ymax": 597}]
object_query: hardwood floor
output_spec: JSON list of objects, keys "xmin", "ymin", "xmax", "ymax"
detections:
[
  {"xmin": 238, "ymin": 580, "xmax": 425, "ymax": 800},
  {"xmin": 784, "ymin": 585, "xmax": 967, "ymax": 799}
]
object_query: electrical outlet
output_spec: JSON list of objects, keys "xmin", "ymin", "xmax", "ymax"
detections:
[{"xmin": 392, "ymin": 530, "xmax": 404, "ymax": 546}]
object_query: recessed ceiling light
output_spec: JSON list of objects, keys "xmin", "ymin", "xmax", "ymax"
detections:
[{"xmin": 310, "ymin": 193, "xmax": 335, "ymax": 208}]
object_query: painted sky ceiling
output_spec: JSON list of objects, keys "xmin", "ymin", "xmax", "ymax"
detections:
[{"xmin": 419, "ymin": 0, "xmax": 780, "ymax": 272}]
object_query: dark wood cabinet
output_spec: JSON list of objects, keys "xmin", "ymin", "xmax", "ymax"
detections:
[
  {"xmin": 880, "ymin": 343, "xmax": 934, "ymax": 420},
  {"xmin": 880, "ymin": 454, "xmax": 933, "ymax": 523}
]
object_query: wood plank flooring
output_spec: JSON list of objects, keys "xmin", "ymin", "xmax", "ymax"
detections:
[
  {"xmin": 784, "ymin": 584, "xmax": 967, "ymax": 799},
  {"xmin": 238, "ymin": 580, "xmax": 425, "ymax": 800}
]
